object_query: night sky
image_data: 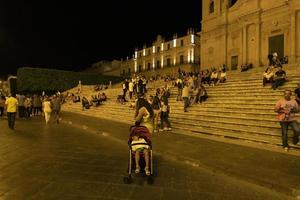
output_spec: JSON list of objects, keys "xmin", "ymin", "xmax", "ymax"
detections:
[{"xmin": 0, "ymin": 0, "xmax": 202, "ymax": 79}]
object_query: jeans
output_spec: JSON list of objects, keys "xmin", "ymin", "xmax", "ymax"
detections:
[
  {"xmin": 160, "ymin": 112, "xmax": 171, "ymax": 128},
  {"xmin": 0, "ymin": 107, "xmax": 4, "ymax": 117},
  {"xmin": 279, "ymin": 121, "xmax": 300, "ymax": 147},
  {"xmin": 183, "ymin": 97, "xmax": 189, "ymax": 112},
  {"xmin": 7, "ymin": 112, "xmax": 16, "ymax": 130}
]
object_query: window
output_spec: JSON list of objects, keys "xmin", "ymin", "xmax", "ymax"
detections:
[
  {"xmin": 181, "ymin": 40, "xmax": 184, "ymax": 46},
  {"xmin": 156, "ymin": 61, "xmax": 160, "ymax": 69},
  {"xmin": 209, "ymin": 1, "xmax": 214, "ymax": 13},
  {"xmin": 128, "ymin": 68, "xmax": 131, "ymax": 75},
  {"xmin": 180, "ymin": 55, "xmax": 184, "ymax": 64},
  {"xmin": 167, "ymin": 43, "xmax": 170, "ymax": 50},
  {"xmin": 157, "ymin": 47, "xmax": 160, "ymax": 52},
  {"xmin": 167, "ymin": 58, "xmax": 171, "ymax": 67},
  {"xmin": 147, "ymin": 63, "xmax": 151, "ymax": 71},
  {"xmin": 138, "ymin": 65, "xmax": 142, "ymax": 72},
  {"xmin": 139, "ymin": 52, "xmax": 142, "ymax": 57},
  {"xmin": 148, "ymin": 49, "xmax": 151, "ymax": 55}
]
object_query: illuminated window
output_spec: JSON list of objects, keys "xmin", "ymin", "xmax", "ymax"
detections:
[
  {"xmin": 173, "ymin": 39, "xmax": 177, "ymax": 47},
  {"xmin": 134, "ymin": 51, "xmax": 137, "ymax": 59},
  {"xmin": 143, "ymin": 49, "xmax": 146, "ymax": 56},
  {"xmin": 161, "ymin": 43, "xmax": 164, "ymax": 51},
  {"xmin": 191, "ymin": 34, "xmax": 195, "ymax": 44},
  {"xmin": 209, "ymin": 1, "xmax": 214, "ymax": 13},
  {"xmin": 153, "ymin": 46, "xmax": 156, "ymax": 53}
]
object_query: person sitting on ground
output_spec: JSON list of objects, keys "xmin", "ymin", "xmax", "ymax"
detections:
[
  {"xmin": 131, "ymin": 130, "xmax": 150, "ymax": 175},
  {"xmin": 219, "ymin": 69, "xmax": 227, "ymax": 83},
  {"xmin": 262, "ymin": 66, "xmax": 275, "ymax": 87},
  {"xmin": 210, "ymin": 69, "xmax": 219, "ymax": 86},
  {"xmin": 272, "ymin": 66, "xmax": 286, "ymax": 90},
  {"xmin": 100, "ymin": 93, "xmax": 107, "ymax": 101},
  {"xmin": 72, "ymin": 94, "xmax": 80, "ymax": 103},
  {"xmin": 294, "ymin": 83, "xmax": 300, "ymax": 105},
  {"xmin": 81, "ymin": 97, "xmax": 90, "ymax": 110},
  {"xmin": 240, "ymin": 63, "xmax": 253, "ymax": 72}
]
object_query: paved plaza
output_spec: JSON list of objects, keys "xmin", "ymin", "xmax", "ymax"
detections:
[{"xmin": 0, "ymin": 113, "xmax": 298, "ymax": 200}]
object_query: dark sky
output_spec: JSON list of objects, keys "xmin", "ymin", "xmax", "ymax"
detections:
[{"xmin": 0, "ymin": 0, "xmax": 202, "ymax": 79}]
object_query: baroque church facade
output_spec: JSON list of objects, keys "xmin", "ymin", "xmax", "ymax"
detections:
[
  {"xmin": 100, "ymin": 0, "xmax": 300, "ymax": 76},
  {"xmin": 201, "ymin": 0, "xmax": 300, "ymax": 70}
]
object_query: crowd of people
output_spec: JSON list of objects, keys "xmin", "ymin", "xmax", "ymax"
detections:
[{"xmin": 0, "ymin": 92, "xmax": 63, "ymax": 130}]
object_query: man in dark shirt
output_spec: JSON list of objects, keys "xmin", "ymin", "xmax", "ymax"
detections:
[
  {"xmin": 295, "ymin": 83, "xmax": 300, "ymax": 105},
  {"xmin": 272, "ymin": 66, "xmax": 286, "ymax": 90}
]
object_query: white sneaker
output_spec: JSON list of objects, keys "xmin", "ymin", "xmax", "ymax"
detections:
[
  {"xmin": 135, "ymin": 166, "xmax": 140, "ymax": 173},
  {"xmin": 145, "ymin": 167, "xmax": 150, "ymax": 176}
]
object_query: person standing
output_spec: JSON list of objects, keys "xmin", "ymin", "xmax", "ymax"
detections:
[
  {"xmin": 275, "ymin": 90, "xmax": 300, "ymax": 151},
  {"xmin": 294, "ymin": 83, "xmax": 300, "ymax": 105},
  {"xmin": 51, "ymin": 95, "xmax": 62, "ymax": 124},
  {"xmin": 5, "ymin": 94, "xmax": 18, "ymax": 130},
  {"xmin": 0, "ymin": 95, "xmax": 6, "ymax": 117},
  {"xmin": 135, "ymin": 93, "xmax": 154, "ymax": 134},
  {"xmin": 43, "ymin": 97, "xmax": 52, "ymax": 124}
]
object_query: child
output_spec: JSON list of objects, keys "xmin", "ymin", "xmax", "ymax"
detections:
[
  {"xmin": 159, "ymin": 97, "xmax": 171, "ymax": 131},
  {"xmin": 131, "ymin": 135, "xmax": 150, "ymax": 175}
]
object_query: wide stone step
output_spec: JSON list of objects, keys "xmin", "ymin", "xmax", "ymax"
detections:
[
  {"xmin": 169, "ymin": 112, "xmax": 279, "ymax": 127},
  {"xmin": 171, "ymin": 125, "xmax": 300, "ymax": 150},
  {"xmin": 170, "ymin": 117, "xmax": 281, "ymax": 137},
  {"xmin": 171, "ymin": 122, "xmax": 281, "ymax": 145}
]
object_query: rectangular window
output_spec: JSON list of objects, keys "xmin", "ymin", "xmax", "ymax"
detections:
[
  {"xmin": 157, "ymin": 47, "xmax": 160, "ymax": 52},
  {"xmin": 167, "ymin": 58, "xmax": 171, "ymax": 67},
  {"xmin": 168, "ymin": 43, "xmax": 170, "ymax": 50},
  {"xmin": 181, "ymin": 40, "xmax": 184, "ymax": 46},
  {"xmin": 180, "ymin": 55, "xmax": 184, "ymax": 64},
  {"xmin": 128, "ymin": 68, "xmax": 131, "ymax": 75},
  {"xmin": 156, "ymin": 61, "xmax": 160, "ymax": 69},
  {"xmin": 147, "ymin": 63, "xmax": 151, "ymax": 71}
]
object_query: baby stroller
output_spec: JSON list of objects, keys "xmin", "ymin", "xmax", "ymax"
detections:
[{"xmin": 123, "ymin": 124, "xmax": 154, "ymax": 184}]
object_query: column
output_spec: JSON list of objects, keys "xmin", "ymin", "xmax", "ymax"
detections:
[
  {"xmin": 255, "ymin": 22, "xmax": 261, "ymax": 67},
  {"xmin": 290, "ymin": 12, "xmax": 296, "ymax": 63},
  {"xmin": 242, "ymin": 26, "xmax": 247, "ymax": 64}
]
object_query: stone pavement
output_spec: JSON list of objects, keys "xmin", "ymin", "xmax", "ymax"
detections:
[{"xmin": 0, "ymin": 114, "xmax": 297, "ymax": 200}]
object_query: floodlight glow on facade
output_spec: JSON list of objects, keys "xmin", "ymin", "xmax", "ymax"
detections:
[
  {"xmin": 153, "ymin": 46, "xmax": 155, "ymax": 53},
  {"xmin": 173, "ymin": 39, "xmax": 177, "ymax": 47},
  {"xmin": 134, "ymin": 61, "xmax": 137, "ymax": 72},
  {"xmin": 191, "ymin": 34, "xmax": 195, "ymax": 44},
  {"xmin": 143, "ymin": 49, "xmax": 146, "ymax": 56},
  {"xmin": 161, "ymin": 55, "xmax": 164, "ymax": 68},
  {"xmin": 161, "ymin": 43, "xmax": 164, "ymax": 51},
  {"xmin": 152, "ymin": 58, "xmax": 155, "ymax": 69}
]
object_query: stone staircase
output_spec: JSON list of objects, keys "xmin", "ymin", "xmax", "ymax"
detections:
[{"xmin": 62, "ymin": 64, "xmax": 300, "ymax": 151}]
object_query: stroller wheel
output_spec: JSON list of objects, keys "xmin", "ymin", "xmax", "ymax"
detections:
[
  {"xmin": 147, "ymin": 175, "xmax": 154, "ymax": 185},
  {"xmin": 123, "ymin": 176, "xmax": 132, "ymax": 184}
]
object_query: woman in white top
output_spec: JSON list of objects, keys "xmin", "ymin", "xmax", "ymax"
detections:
[{"xmin": 43, "ymin": 97, "xmax": 52, "ymax": 124}]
